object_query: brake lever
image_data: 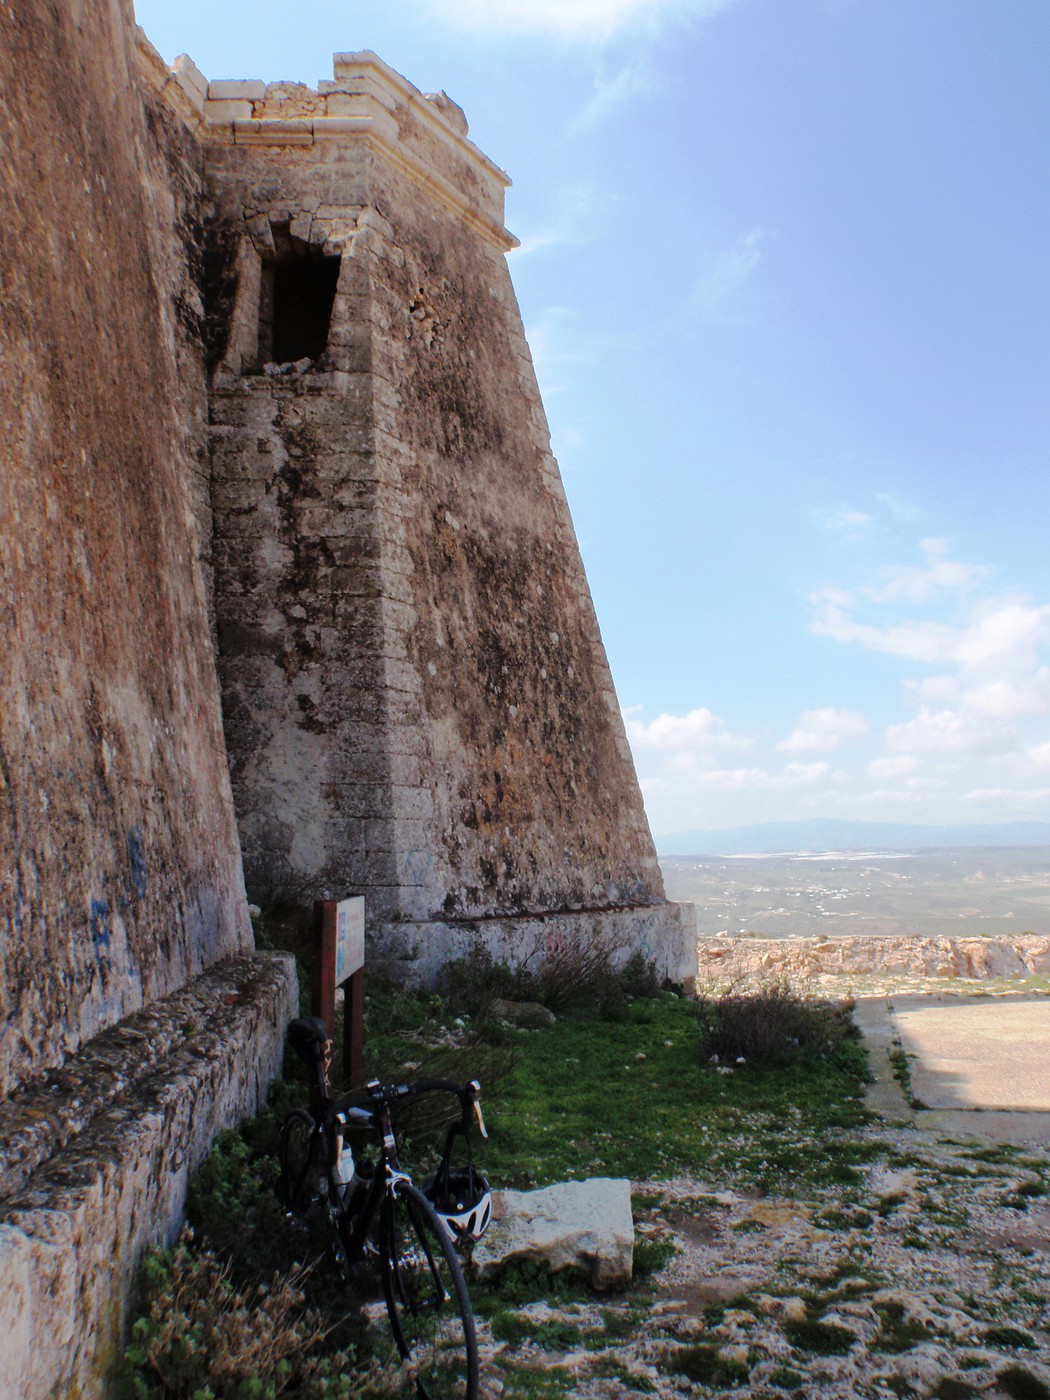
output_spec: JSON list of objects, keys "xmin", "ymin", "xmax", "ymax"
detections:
[{"xmin": 473, "ymin": 1099, "xmax": 488, "ymax": 1139}]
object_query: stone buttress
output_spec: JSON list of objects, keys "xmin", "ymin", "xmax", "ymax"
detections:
[{"xmin": 202, "ymin": 53, "xmax": 696, "ymax": 981}]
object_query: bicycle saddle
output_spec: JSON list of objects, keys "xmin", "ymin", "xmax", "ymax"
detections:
[{"xmin": 287, "ymin": 1017, "xmax": 329, "ymax": 1063}]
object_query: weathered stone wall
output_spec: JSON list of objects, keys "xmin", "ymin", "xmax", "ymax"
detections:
[
  {"xmin": 0, "ymin": 8, "xmax": 301, "ymax": 1395},
  {"xmin": 696, "ymin": 934, "xmax": 1050, "ymax": 986},
  {"xmin": 0, "ymin": 0, "xmax": 253, "ymax": 1096},
  {"xmin": 201, "ymin": 57, "xmax": 692, "ymax": 977},
  {"xmin": 0, "ymin": 954, "xmax": 296, "ymax": 1400}
]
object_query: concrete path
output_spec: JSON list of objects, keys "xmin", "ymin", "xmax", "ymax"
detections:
[{"xmin": 855, "ymin": 990, "xmax": 1050, "ymax": 1144}]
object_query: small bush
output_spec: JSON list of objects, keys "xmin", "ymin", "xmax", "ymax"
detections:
[
  {"xmin": 694, "ymin": 978, "xmax": 857, "ymax": 1067},
  {"xmin": 659, "ymin": 1343, "xmax": 749, "ymax": 1386},
  {"xmin": 120, "ymin": 1230, "xmax": 382, "ymax": 1399},
  {"xmin": 982, "ymin": 1325, "xmax": 1038, "ymax": 1350},
  {"xmin": 438, "ymin": 940, "xmax": 662, "ymax": 1028},
  {"xmin": 185, "ymin": 1128, "xmax": 291, "ymax": 1282}
]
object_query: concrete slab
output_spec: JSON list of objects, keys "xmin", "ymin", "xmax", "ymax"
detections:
[
  {"xmin": 892, "ymin": 993, "xmax": 1050, "ymax": 1111},
  {"xmin": 855, "ymin": 991, "xmax": 1050, "ymax": 1145}
]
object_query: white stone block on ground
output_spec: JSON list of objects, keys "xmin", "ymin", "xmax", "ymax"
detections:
[{"xmin": 471, "ymin": 1177, "xmax": 634, "ymax": 1292}]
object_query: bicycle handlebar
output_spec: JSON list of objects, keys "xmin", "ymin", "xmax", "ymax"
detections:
[
  {"xmin": 332, "ymin": 1077, "xmax": 487, "ymax": 1136},
  {"xmin": 285, "ymin": 1020, "xmax": 486, "ymax": 1136}
]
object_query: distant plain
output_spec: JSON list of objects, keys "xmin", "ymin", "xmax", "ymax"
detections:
[{"xmin": 659, "ymin": 846, "xmax": 1050, "ymax": 940}]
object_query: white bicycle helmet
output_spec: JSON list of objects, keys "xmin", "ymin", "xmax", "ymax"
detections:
[{"xmin": 423, "ymin": 1165, "xmax": 493, "ymax": 1244}]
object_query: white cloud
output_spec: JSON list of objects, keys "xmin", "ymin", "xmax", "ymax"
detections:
[
  {"xmin": 574, "ymin": 60, "xmax": 652, "ymax": 128},
  {"xmin": 964, "ymin": 784, "xmax": 1050, "ymax": 807},
  {"xmin": 885, "ymin": 707, "xmax": 1013, "ymax": 758},
  {"xmin": 813, "ymin": 506, "xmax": 874, "ymax": 539},
  {"xmin": 913, "ymin": 675, "xmax": 959, "ymax": 705},
  {"xmin": 624, "ymin": 706, "xmax": 733, "ymax": 751},
  {"xmin": 634, "ymin": 533, "xmax": 1050, "ymax": 832},
  {"xmin": 809, "ymin": 591, "xmax": 957, "ymax": 663},
  {"xmin": 875, "ymin": 492, "xmax": 921, "ymax": 523},
  {"xmin": 409, "ymin": 0, "xmax": 733, "ymax": 41},
  {"xmin": 953, "ymin": 599, "xmax": 1050, "ymax": 670},
  {"xmin": 782, "ymin": 760, "xmax": 833, "ymax": 783},
  {"xmin": 511, "ymin": 184, "xmax": 600, "ymax": 258},
  {"xmin": 810, "ymin": 586, "xmax": 1050, "ymax": 674},
  {"xmin": 867, "ymin": 755, "xmax": 917, "ymax": 780},
  {"xmin": 864, "ymin": 537, "xmax": 990, "ymax": 604},
  {"xmin": 779, "ymin": 707, "xmax": 868, "ymax": 754},
  {"xmin": 522, "ymin": 306, "xmax": 590, "ymax": 396},
  {"xmin": 691, "ymin": 227, "xmax": 773, "ymax": 318},
  {"xmin": 962, "ymin": 671, "xmax": 1050, "ymax": 719}
]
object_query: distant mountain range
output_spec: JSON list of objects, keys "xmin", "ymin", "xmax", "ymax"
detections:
[{"xmin": 655, "ymin": 818, "xmax": 1050, "ymax": 856}]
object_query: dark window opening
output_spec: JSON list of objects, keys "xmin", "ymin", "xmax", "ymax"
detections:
[{"xmin": 257, "ymin": 251, "xmax": 341, "ymax": 366}]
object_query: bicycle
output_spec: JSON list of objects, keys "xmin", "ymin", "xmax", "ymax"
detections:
[{"xmin": 278, "ymin": 1017, "xmax": 492, "ymax": 1399}]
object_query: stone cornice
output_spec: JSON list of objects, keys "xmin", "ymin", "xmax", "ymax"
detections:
[{"xmin": 135, "ymin": 36, "xmax": 518, "ymax": 252}]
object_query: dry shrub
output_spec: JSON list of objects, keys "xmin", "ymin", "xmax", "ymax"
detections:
[
  {"xmin": 122, "ymin": 1229, "xmax": 384, "ymax": 1398},
  {"xmin": 695, "ymin": 977, "xmax": 857, "ymax": 1066},
  {"xmin": 438, "ymin": 939, "xmax": 661, "ymax": 1025}
]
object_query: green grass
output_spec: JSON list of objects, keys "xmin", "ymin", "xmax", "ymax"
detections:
[
  {"xmin": 659, "ymin": 1343, "xmax": 750, "ymax": 1387},
  {"xmin": 451, "ymin": 993, "xmax": 872, "ymax": 1193}
]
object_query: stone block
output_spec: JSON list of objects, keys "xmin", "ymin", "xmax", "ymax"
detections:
[
  {"xmin": 472, "ymin": 1179, "xmax": 634, "ymax": 1292},
  {"xmin": 233, "ymin": 118, "xmax": 314, "ymax": 147},
  {"xmin": 172, "ymin": 53, "xmax": 207, "ymax": 101},
  {"xmin": 208, "ymin": 79, "xmax": 266, "ymax": 101},
  {"xmin": 204, "ymin": 98, "xmax": 254, "ymax": 122}
]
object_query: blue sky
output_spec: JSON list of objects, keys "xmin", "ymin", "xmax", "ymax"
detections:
[{"xmin": 134, "ymin": 0, "xmax": 1050, "ymax": 838}]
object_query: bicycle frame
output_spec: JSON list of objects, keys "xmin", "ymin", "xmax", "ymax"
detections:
[{"xmin": 337, "ymin": 1095, "xmax": 412, "ymax": 1264}]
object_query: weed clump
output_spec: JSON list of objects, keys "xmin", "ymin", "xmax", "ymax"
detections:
[
  {"xmin": 121, "ymin": 1231, "xmax": 379, "ymax": 1398},
  {"xmin": 997, "ymin": 1366, "xmax": 1050, "ymax": 1400},
  {"xmin": 982, "ymin": 1325, "xmax": 1038, "ymax": 1350},
  {"xmin": 782, "ymin": 1315, "xmax": 857, "ymax": 1355},
  {"xmin": 659, "ymin": 1342, "xmax": 749, "ymax": 1386},
  {"xmin": 694, "ymin": 978, "xmax": 859, "ymax": 1067},
  {"xmin": 931, "ymin": 1380, "xmax": 980, "ymax": 1400}
]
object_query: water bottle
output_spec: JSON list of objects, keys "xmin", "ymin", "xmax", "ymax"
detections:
[
  {"xmin": 346, "ymin": 1157, "xmax": 375, "ymax": 1215},
  {"xmin": 333, "ymin": 1113, "xmax": 355, "ymax": 1203}
]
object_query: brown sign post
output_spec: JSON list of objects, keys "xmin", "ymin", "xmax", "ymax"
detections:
[{"xmin": 312, "ymin": 895, "xmax": 366, "ymax": 1088}]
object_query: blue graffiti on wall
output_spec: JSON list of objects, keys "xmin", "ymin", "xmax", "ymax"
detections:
[
  {"xmin": 126, "ymin": 826, "xmax": 148, "ymax": 899},
  {"xmin": 90, "ymin": 897, "xmax": 112, "ymax": 970}
]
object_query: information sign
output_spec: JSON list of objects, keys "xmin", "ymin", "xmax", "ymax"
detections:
[
  {"xmin": 334, "ymin": 896, "xmax": 365, "ymax": 984},
  {"xmin": 312, "ymin": 895, "xmax": 366, "ymax": 1088}
]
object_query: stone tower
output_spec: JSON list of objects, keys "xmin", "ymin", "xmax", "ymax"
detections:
[{"xmin": 201, "ymin": 53, "xmax": 694, "ymax": 979}]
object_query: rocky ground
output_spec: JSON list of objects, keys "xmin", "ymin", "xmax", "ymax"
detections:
[{"xmin": 474, "ymin": 983, "xmax": 1050, "ymax": 1399}]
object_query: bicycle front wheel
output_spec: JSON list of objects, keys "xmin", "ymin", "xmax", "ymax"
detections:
[{"xmin": 381, "ymin": 1181, "xmax": 479, "ymax": 1399}]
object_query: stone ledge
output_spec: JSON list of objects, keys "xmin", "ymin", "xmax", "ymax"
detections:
[
  {"xmin": 0, "ymin": 952, "xmax": 297, "ymax": 1400},
  {"xmin": 376, "ymin": 902, "xmax": 698, "ymax": 988}
]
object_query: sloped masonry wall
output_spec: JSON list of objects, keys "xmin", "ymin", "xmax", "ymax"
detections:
[
  {"xmin": 0, "ymin": 3, "xmax": 300, "ymax": 1394},
  {"xmin": 0, "ymin": 0, "xmax": 251, "ymax": 1096},
  {"xmin": 0, "ymin": 15, "xmax": 695, "ymax": 1393},
  {"xmin": 202, "ymin": 54, "xmax": 696, "ymax": 982}
]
